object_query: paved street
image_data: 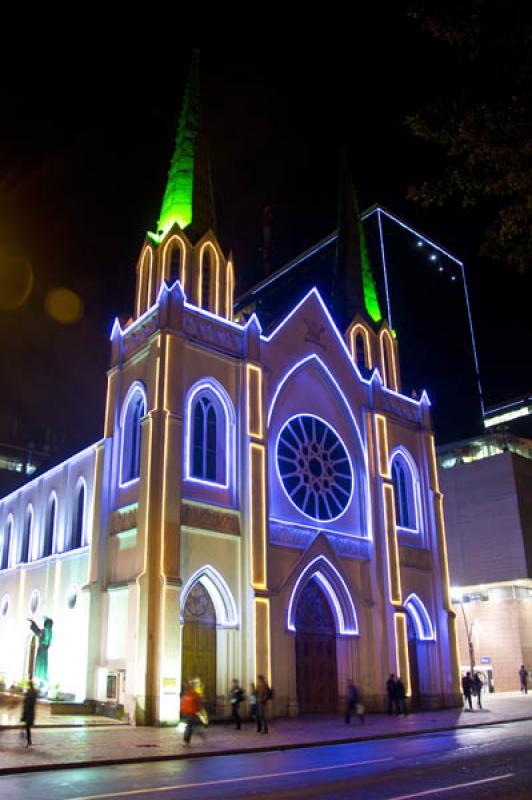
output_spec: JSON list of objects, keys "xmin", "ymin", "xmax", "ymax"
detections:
[
  {"xmin": 1, "ymin": 691, "xmax": 531, "ymax": 774},
  {"xmin": 1, "ymin": 718, "xmax": 531, "ymax": 799}
]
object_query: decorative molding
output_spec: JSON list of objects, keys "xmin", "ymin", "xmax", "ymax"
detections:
[
  {"xmin": 269, "ymin": 519, "xmax": 371, "ymax": 560},
  {"xmin": 123, "ymin": 312, "xmax": 159, "ymax": 359},
  {"xmin": 109, "ymin": 505, "xmax": 138, "ymax": 535},
  {"xmin": 326, "ymin": 534, "xmax": 371, "ymax": 560},
  {"xmin": 183, "ymin": 312, "xmax": 243, "ymax": 356},
  {"xmin": 181, "ymin": 503, "xmax": 240, "ymax": 536},
  {"xmin": 379, "ymin": 392, "xmax": 420, "ymax": 424},
  {"xmin": 399, "ymin": 546, "xmax": 433, "ymax": 571}
]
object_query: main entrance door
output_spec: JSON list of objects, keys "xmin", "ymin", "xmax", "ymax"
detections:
[
  {"xmin": 182, "ymin": 582, "xmax": 217, "ymax": 713},
  {"xmin": 295, "ymin": 578, "xmax": 338, "ymax": 713}
]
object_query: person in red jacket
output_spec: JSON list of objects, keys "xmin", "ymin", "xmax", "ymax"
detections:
[{"xmin": 180, "ymin": 681, "xmax": 200, "ymax": 745}]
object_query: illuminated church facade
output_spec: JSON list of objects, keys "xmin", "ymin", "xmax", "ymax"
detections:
[{"xmin": 0, "ymin": 61, "xmax": 461, "ymax": 724}]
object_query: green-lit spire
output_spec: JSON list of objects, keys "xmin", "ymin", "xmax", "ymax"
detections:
[
  {"xmin": 156, "ymin": 50, "xmax": 216, "ymax": 241},
  {"xmin": 333, "ymin": 150, "xmax": 382, "ymax": 327}
]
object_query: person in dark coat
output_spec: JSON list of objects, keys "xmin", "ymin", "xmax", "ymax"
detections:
[
  {"xmin": 519, "ymin": 665, "xmax": 528, "ymax": 694},
  {"xmin": 21, "ymin": 682, "xmax": 37, "ymax": 747},
  {"xmin": 472, "ymin": 673, "xmax": 483, "ymax": 709},
  {"xmin": 386, "ymin": 674, "xmax": 397, "ymax": 715},
  {"xmin": 256, "ymin": 675, "xmax": 271, "ymax": 734},
  {"xmin": 229, "ymin": 679, "xmax": 244, "ymax": 730},
  {"xmin": 462, "ymin": 672, "xmax": 473, "ymax": 711},
  {"xmin": 345, "ymin": 680, "xmax": 365, "ymax": 724},
  {"xmin": 395, "ymin": 677, "xmax": 408, "ymax": 715}
]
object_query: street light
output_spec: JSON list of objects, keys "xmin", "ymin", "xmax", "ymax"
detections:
[{"xmin": 451, "ymin": 589, "xmax": 476, "ymax": 675}]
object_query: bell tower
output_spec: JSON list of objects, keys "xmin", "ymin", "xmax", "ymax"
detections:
[{"xmin": 133, "ymin": 51, "xmax": 234, "ymax": 323}]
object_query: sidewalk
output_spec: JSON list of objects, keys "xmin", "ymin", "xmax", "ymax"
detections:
[{"xmin": 1, "ymin": 692, "xmax": 531, "ymax": 775}]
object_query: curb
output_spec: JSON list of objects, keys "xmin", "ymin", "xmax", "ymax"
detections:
[{"xmin": 2, "ymin": 714, "xmax": 532, "ymax": 776}]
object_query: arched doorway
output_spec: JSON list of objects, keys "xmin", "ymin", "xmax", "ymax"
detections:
[
  {"xmin": 182, "ymin": 582, "xmax": 217, "ymax": 714},
  {"xmin": 407, "ymin": 615, "xmax": 421, "ymax": 709},
  {"xmin": 295, "ymin": 578, "xmax": 338, "ymax": 713}
]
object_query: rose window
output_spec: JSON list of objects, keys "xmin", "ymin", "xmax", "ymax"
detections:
[{"xmin": 276, "ymin": 415, "xmax": 353, "ymax": 521}]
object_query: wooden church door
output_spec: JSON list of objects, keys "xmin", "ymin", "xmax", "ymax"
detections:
[
  {"xmin": 295, "ymin": 578, "xmax": 338, "ymax": 713},
  {"xmin": 182, "ymin": 582, "xmax": 217, "ymax": 713}
]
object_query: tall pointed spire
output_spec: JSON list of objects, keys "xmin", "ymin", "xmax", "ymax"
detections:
[
  {"xmin": 332, "ymin": 150, "xmax": 382, "ymax": 328},
  {"xmin": 156, "ymin": 50, "xmax": 216, "ymax": 242}
]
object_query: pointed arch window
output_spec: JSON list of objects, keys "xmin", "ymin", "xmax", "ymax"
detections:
[
  {"xmin": 186, "ymin": 383, "xmax": 232, "ymax": 487},
  {"xmin": 169, "ymin": 243, "xmax": 181, "ymax": 284},
  {"xmin": 70, "ymin": 482, "xmax": 85, "ymax": 550},
  {"xmin": 380, "ymin": 330, "xmax": 397, "ymax": 391},
  {"xmin": 1, "ymin": 516, "xmax": 13, "ymax": 570},
  {"xmin": 355, "ymin": 333, "xmax": 367, "ymax": 372},
  {"xmin": 43, "ymin": 495, "xmax": 56, "ymax": 558},
  {"xmin": 201, "ymin": 249, "xmax": 212, "ymax": 311},
  {"xmin": 19, "ymin": 506, "xmax": 32, "ymax": 563},
  {"xmin": 120, "ymin": 385, "xmax": 147, "ymax": 485},
  {"xmin": 391, "ymin": 450, "xmax": 419, "ymax": 532}
]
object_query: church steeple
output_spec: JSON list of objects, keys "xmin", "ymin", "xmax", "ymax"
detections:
[
  {"xmin": 332, "ymin": 151, "xmax": 382, "ymax": 329},
  {"xmin": 156, "ymin": 50, "xmax": 216, "ymax": 243}
]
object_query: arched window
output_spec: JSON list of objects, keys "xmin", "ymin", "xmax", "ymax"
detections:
[
  {"xmin": 391, "ymin": 451, "xmax": 418, "ymax": 531},
  {"xmin": 136, "ymin": 246, "xmax": 153, "ymax": 317},
  {"xmin": 120, "ymin": 385, "xmax": 147, "ymax": 485},
  {"xmin": 70, "ymin": 482, "xmax": 85, "ymax": 550},
  {"xmin": 380, "ymin": 329, "xmax": 397, "ymax": 391},
  {"xmin": 169, "ymin": 243, "xmax": 181, "ymax": 284},
  {"xmin": 193, "ymin": 395, "xmax": 218, "ymax": 481},
  {"xmin": 201, "ymin": 248, "xmax": 212, "ymax": 311},
  {"xmin": 355, "ymin": 333, "xmax": 367, "ymax": 371},
  {"xmin": 42, "ymin": 495, "xmax": 56, "ymax": 558},
  {"xmin": 186, "ymin": 384, "xmax": 231, "ymax": 487},
  {"xmin": 19, "ymin": 506, "xmax": 32, "ymax": 563},
  {"xmin": 225, "ymin": 260, "xmax": 234, "ymax": 320},
  {"xmin": 1, "ymin": 516, "xmax": 13, "ymax": 570}
]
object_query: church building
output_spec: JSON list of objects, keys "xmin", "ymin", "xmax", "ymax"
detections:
[{"xmin": 0, "ymin": 59, "xmax": 461, "ymax": 724}]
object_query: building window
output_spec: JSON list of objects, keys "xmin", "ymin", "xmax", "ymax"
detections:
[
  {"xmin": 120, "ymin": 386, "xmax": 146, "ymax": 485},
  {"xmin": 186, "ymin": 384, "xmax": 231, "ymax": 487},
  {"xmin": 70, "ymin": 482, "xmax": 85, "ymax": 550},
  {"xmin": 42, "ymin": 495, "xmax": 56, "ymax": 558},
  {"xmin": 169, "ymin": 243, "xmax": 181, "ymax": 283},
  {"xmin": 391, "ymin": 451, "xmax": 418, "ymax": 531},
  {"xmin": 19, "ymin": 506, "xmax": 32, "ymax": 563},
  {"xmin": 355, "ymin": 333, "xmax": 367, "ymax": 372},
  {"xmin": 1, "ymin": 517, "xmax": 12, "ymax": 570},
  {"xmin": 201, "ymin": 248, "xmax": 212, "ymax": 310},
  {"xmin": 277, "ymin": 414, "xmax": 353, "ymax": 522}
]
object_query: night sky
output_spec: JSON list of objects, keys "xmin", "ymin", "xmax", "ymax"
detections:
[{"xmin": 1, "ymin": 14, "xmax": 530, "ymax": 459}]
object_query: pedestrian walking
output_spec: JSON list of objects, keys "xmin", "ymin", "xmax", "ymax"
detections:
[
  {"xmin": 256, "ymin": 674, "xmax": 271, "ymax": 734},
  {"xmin": 462, "ymin": 672, "xmax": 473, "ymax": 711},
  {"xmin": 472, "ymin": 673, "xmax": 483, "ymax": 709},
  {"xmin": 180, "ymin": 681, "xmax": 201, "ymax": 746},
  {"xmin": 395, "ymin": 677, "xmax": 408, "ymax": 715},
  {"xmin": 345, "ymin": 679, "xmax": 365, "ymax": 724},
  {"xmin": 519, "ymin": 665, "xmax": 528, "ymax": 694},
  {"xmin": 229, "ymin": 679, "xmax": 244, "ymax": 730},
  {"xmin": 21, "ymin": 681, "xmax": 37, "ymax": 747},
  {"xmin": 249, "ymin": 682, "xmax": 257, "ymax": 722},
  {"xmin": 386, "ymin": 674, "xmax": 397, "ymax": 715}
]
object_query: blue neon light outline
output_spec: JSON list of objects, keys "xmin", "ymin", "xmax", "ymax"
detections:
[
  {"xmin": 249, "ymin": 233, "xmax": 337, "ymax": 295},
  {"xmin": 19, "ymin": 503, "xmax": 33, "ymax": 564},
  {"xmin": 262, "ymin": 287, "xmax": 428, "ymax": 410},
  {"xmin": 180, "ymin": 564, "xmax": 238, "ymax": 627},
  {"xmin": 0, "ymin": 514, "xmax": 14, "ymax": 570},
  {"xmin": 377, "ymin": 208, "xmax": 393, "ymax": 327},
  {"xmin": 118, "ymin": 381, "xmax": 148, "ymax": 489},
  {"xmin": 275, "ymin": 413, "xmax": 355, "ymax": 525},
  {"xmin": 269, "ymin": 515, "xmax": 371, "ymax": 543},
  {"xmin": 404, "ymin": 592, "xmax": 436, "ymax": 641},
  {"xmin": 389, "ymin": 446, "xmax": 422, "ymax": 534},
  {"xmin": 184, "ymin": 379, "xmax": 234, "ymax": 490},
  {"xmin": 68, "ymin": 476, "xmax": 87, "ymax": 552},
  {"xmin": 286, "ymin": 555, "xmax": 359, "ymax": 636},
  {"xmin": 42, "ymin": 490, "xmax": 58, "ymax": 559}
]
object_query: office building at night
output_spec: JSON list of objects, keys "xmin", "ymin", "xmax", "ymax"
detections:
[{"xmin": 0, "ymin": 61, "xmax": 460, "ymax": 723}]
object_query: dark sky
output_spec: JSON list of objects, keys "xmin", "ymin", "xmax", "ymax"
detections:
[{"xmin": 0, "ymin": 14, "xmax": 530, "ymax": 457}]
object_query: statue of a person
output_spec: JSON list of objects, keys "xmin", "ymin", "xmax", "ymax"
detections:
[{"xmin": 28, "ymin": 617, "xmax": 53, "ymax": 683}]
